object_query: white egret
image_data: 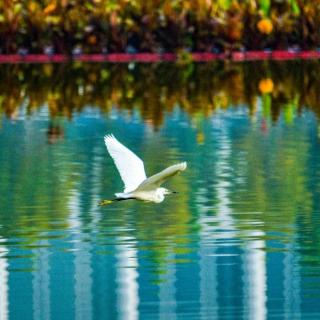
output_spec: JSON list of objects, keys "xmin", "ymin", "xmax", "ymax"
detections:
[{"xmin": 99, "ymin": 134, "xmax": 187, "ymax": 205}]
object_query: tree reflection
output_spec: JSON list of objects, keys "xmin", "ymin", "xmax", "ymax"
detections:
[{"xmin": 1, "ymin": 60, "xmax": 320, "ymax": 131}]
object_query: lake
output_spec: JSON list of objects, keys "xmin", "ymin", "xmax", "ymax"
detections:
[{"xmin": 1, "ymin": 60, "xmax": 320, "ymax": 319}]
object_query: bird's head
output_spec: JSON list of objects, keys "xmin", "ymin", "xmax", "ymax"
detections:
[
  {"xmin": 159, "ymin": 187, "xmax": 178, "ymax": 196},
  {"xmin": 155, "ymin": 188, "xmax": 177, "ymax": 203}
]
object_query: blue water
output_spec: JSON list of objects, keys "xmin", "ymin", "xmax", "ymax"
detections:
[{"xmin": 0, "ymin": 62, "xmax": 320, "ymax": 319}]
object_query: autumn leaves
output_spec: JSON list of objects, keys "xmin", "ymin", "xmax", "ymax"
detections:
[{"xmin": 0, "ymin": 1, "xmax": 317, "ymax": 54}]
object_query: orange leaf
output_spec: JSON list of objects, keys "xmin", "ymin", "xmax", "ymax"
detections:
[
  {"xmin": 257, "ymin": 19, "xmax": 273, "ymax": 35},
  {"xmin": 44, "ymin": 2, "xmax": 56, "ymax": 15}
]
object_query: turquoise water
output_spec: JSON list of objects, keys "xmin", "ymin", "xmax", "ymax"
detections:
[{"xmin": 1, "ymin": 61, "xmax": 320, "ymax": 319}]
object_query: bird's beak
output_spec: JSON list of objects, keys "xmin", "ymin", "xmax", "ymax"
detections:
[{"xmin": 171, "ymin": 191, "xmax": 178, "ymax": 194}]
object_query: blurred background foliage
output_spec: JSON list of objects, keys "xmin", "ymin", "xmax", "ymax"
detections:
[
  {"xmin": 1, "ymin": 60, "xmax": 320, "ymax": 130},
  {"xmin": 0, "ymin": 0, "xmax": 320, "ymax": 54}
]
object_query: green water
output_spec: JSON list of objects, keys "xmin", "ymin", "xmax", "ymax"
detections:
[{"xmin": 1, "ymin": 61, "xmax": 320, "ymax": 319}]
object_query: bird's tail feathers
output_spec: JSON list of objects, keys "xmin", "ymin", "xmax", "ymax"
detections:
[{"xmin": 115, "ymin": 192, "xmax": 132, "ymax": 198}]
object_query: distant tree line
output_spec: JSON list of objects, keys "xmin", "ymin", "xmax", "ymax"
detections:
[{"xmin": 0, "ymin": 0, "xmax": 320, "ymax": 54}]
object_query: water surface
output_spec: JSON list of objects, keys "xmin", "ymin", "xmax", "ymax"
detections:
[{"xmin": 1, "ymin": 61, "xmax": 320, "ymax": 319}]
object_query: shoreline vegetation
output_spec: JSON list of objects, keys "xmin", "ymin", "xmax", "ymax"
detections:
[{"xmin": 1, "ymin": 1, "xmax": 320, "ymax": 55}]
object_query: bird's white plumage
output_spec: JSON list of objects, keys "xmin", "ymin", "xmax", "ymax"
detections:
[
  {"xmin": 102, "ymin": 134, "xmax": 187, "ymax": 204},
  {"xmin": 104, "ymin": 135, "xmax": 147, "ymax": 192},
  {"xmin": 136, "ymin": 162, "xmax": 187, "ymax": 191}
]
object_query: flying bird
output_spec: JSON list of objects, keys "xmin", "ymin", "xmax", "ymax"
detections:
[{"xmin": 99, "ymin": 134, "xmax": 187, "ymax": 205}]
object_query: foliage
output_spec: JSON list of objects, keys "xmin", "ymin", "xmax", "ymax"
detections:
[{"xmin": 0, "ymin": 0, "xmax": 319, "ymax": 53}]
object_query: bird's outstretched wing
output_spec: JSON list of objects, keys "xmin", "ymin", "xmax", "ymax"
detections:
[
  {"xmin": 104, "ymin": 134, "xmax": 147, "ymax": 192},
  {"xmin": 136, "ymin": 162, "xmax": 187, "ymax": 191}
]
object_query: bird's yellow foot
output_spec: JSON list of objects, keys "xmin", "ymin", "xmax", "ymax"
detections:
[{"xmin": 98, "ymin": 199, "xmax": 114, "ymax": 206}]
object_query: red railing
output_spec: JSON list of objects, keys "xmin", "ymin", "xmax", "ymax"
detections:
[{"xmin": 0, "ymin": 51, "xmax": 319, "ymax": 63}]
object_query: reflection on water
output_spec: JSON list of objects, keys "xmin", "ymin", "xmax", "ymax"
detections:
[
  {"xmin": 1, "ymin": 60, "xmax": 320, "ymax": 131},
  {"xmin": 1, "ymin": 61, "xmax": 320, "ymax": 319}
]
